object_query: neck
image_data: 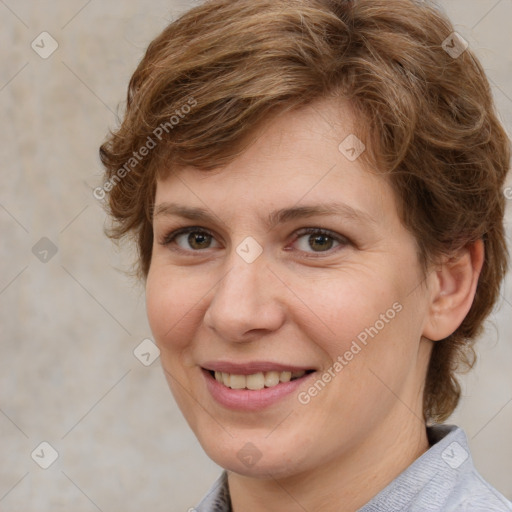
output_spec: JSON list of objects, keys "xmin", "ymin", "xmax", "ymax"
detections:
[{"xmin": 227, "ymin": 417, "xmax": 429, "ymax": 512}]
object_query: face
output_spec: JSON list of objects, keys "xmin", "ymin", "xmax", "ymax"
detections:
[{"xmin": 146, "ymin": 97, "xmax": 433, "ymax": 479}]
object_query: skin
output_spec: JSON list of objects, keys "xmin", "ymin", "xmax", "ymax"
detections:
[{"xmin": 146, "ymin": 97, "xmax": 484, "ymax": 512}]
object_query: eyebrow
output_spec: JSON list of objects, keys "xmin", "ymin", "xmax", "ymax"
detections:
[{"xmin": 153, "ymin": 201, "xmax": 377, "ymax": 230}]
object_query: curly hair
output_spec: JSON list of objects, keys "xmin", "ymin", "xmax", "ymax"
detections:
[{"xmin": 98, "ymin": 0, "xmax": 510, "ymax": 422}]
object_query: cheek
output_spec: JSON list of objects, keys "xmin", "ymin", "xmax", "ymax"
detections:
[
  {"xmin": 293, "ymin": 267, "xmax": 421, "ymax": 404},
  {"xmin": 302, "ymin": 276, "xmax": 416, "ymax": 415},
  {"xmin": 145, "ymin": 266, "xmax": 204, "ymax": 352},
  {"xmin": 292, "ymin": 270, "xmax": 401, "ymax": 349}
]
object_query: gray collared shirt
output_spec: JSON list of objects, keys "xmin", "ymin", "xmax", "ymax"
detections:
[{"xmin": 194, "ymin": 424, "xmax": 512, "ymax": 511}]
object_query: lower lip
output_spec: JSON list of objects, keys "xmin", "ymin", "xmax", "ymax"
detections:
[{"xmin": 202, "ymin": 369, "xmax": 315, "ymax": 411}]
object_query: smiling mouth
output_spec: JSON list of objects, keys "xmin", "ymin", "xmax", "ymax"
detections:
[{"xmin": 207, "ymin": 369, "xmax": 315, "ymax": 390}]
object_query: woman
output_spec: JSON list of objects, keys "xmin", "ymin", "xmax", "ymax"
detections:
[{"xmin": 99, "ymin": 0, "xmax": 512, "ymax": 510}]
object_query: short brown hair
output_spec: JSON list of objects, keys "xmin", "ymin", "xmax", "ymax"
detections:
[{"xmin": 99, "ymin": 0, "xmax": 511, "ymax": 422}]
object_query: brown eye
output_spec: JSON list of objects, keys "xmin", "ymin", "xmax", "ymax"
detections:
[
  {"xmin": 161, "ymin": 227, "xmax": 220, "ymax": 252},
  {"xmin": 307, "ymin": 233, "xmax": 335, "ymax": 252},
  {"xmin": 186, "ymin": 231, "xmax": 213, "ymax": 250},
  {"xmin": 292, "ymin": 228, "xmax": 349, "ymax": 255}
]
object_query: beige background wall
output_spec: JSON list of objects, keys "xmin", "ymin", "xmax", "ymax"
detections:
[{"xmin": 0, "ymin": 1, "xmax": 511, "ymax": 510}]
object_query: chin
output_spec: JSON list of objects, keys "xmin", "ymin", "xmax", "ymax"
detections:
[{"xmin": 196, "ymin": 428, "xmax": 312, "ymax": 479}]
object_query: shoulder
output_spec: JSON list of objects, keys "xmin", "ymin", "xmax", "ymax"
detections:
[
  {"xmin": 435, "ymin": 425, "xmax": 512, "ymax": 512},
  {"xmin": 443, "ymin": 467, "xmax": 512, "ymax": 511},
  {"xmin": 360, "ymin": 424, "xmax": 512, "ymax": 512}
]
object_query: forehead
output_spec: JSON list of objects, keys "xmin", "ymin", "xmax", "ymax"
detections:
[{"xmin": 154, "ymin": 97, "xmax": 394, "ymax": 227}]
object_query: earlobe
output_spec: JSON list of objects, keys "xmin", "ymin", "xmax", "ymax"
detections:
[{"xmin": 422, "ymin": 240, "xmax": 484, "ymax": 342}]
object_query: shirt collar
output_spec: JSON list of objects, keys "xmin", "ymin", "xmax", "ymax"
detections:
[{"xmin": 359, "ymin": 424, "xmax": 471, "ymax": 511}]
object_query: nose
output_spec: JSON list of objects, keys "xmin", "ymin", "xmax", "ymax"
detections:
[{"xmin": 203, "ymin": 250, "xmax": 286, "ymax": 343}]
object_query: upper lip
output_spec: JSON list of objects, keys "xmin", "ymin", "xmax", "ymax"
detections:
[{"xmin": 201, "ymin": 361, "xmax": 316, "ymax": 375}]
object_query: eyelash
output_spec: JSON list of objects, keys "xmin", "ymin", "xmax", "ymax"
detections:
[{"xmin": 159, "ymin": 226, "xmax": 350, "ymax": 258}]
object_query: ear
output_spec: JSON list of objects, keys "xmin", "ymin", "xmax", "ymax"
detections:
[{"xmin": 422, "ymin": 239, "xmax": 484, "ymax": 342}]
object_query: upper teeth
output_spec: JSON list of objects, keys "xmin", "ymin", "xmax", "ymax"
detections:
[{"xmin": 214, "ymin": 370, "xmax": 306, "ymax": 390}]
